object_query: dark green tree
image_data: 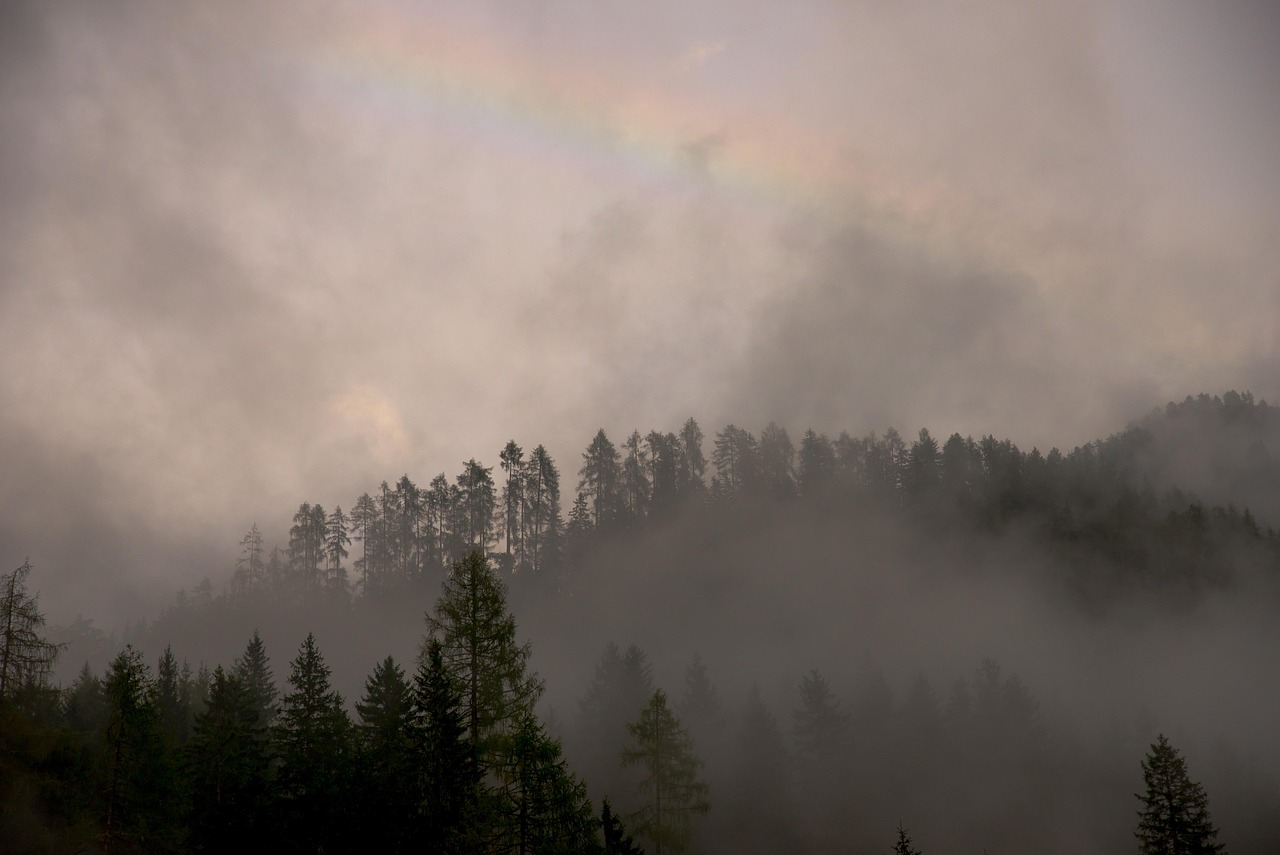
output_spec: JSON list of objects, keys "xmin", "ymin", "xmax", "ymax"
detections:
[
  {"xmin": 1136, "ymin": 734, "xmax": 1224, "ymax": 855},
  {"xmin": 233, "ymin": 630, "xmax": 278, "ymax": 730},
  {"xmin": 183, "ymin": 666, "xmax": 270, "ymax": 850},
  {"xmin": 412, "ymin": 638, "xmax": 479, "ymax": 853},
  {"xmin": 274, "ymin": 633, "xmax": 353, "ymax": 853},
  {"xmin": 355, "ymin": 656, "xmax": 417, "ymax": 852},
  {"xmin": 100, "ymin": 644, "xmax": 178, "ymax": 853},
  {"xmin": 621, "ymin": 689, "xmax": 709, "ymax": 855},
  {"xmin": 500, "ymin": 708, "xmax": 599, "ymax": 854},
  {"xmin": 601, "ymin": 798, "xmax": 645, "ymax": 855},
  {"xmin": 154, "ymin": 646, "xmax": 190, "ymax": 746}
]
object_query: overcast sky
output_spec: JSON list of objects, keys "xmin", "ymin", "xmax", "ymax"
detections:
[{"xmin": 3, "ymin": 0, "xmax": 1278, "ymax": 624}]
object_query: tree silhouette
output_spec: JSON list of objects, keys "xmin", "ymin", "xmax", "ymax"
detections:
[{"xmin": 1136, "ymin": 734, "xmax": 1224, "ymax": 854}]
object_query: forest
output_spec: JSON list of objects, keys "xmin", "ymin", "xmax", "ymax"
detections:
[{"xmin": 3, "ymin": 390, "xmax": 1279, "ymax": 853}]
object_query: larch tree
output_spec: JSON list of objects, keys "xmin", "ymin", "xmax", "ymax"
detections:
[
  {"xmin": 424, "ymin": 550, "xmax": 544, "ymax": 845},
  {"xmin": 1135, "ymin": 734, "xmax": 1225, "ymax": 855},
  {"xmin": 621, "ymin": 689, "xmax": 709, "ymax": 855},
  {"xmin": 324, "ymin": 505, "xmax": 351, "ymax": 595},
  {"xmin": 0, "ymin": 560, "xmax": 62, "ymax": 707}
]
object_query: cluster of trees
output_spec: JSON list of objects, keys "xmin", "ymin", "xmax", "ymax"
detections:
[
  {"xmin": 196, "ymin": 397, "xmax": 1280, "ymax": 623},
  {"xmin": 4, "ymin": 558, "xmax": 1239, "ymax": 854}
]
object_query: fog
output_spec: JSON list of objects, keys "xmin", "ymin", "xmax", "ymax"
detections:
[{"xmin": 3, "ymin": 2, "xmax": 1280, "ymax": 850}]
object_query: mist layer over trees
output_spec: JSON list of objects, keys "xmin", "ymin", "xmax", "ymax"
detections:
[{"xmin": 5, "ymin": 391, "xmax": 1280, "ymax": 852}]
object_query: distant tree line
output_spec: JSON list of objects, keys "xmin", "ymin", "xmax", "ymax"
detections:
[{"xmin": 191, "ymin": 398, "xmax": 1279, "ymax": 618}]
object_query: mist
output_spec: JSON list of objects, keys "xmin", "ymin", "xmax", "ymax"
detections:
[{"xmin": 3, "ymin": 0, "xmax": 1280, "ymax": 852}]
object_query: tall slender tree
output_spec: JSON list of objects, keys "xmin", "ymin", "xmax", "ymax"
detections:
[{"xmin": 500, "ymin": 441, "xmax": 526, "ymax": 568}]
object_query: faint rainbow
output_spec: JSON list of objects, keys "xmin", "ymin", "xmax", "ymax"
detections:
[{"xmin": 293, "ymin": 13, "xmax": 859, "ymax": 210}]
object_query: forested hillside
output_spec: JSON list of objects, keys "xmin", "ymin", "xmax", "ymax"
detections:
[{"xmin": 5, "ymin": 392, "xmax": 1280, "ymax": 853}]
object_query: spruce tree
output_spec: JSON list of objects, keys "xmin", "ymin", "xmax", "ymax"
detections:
[
  {"xmin": 1135, "ymin": 734, "xmax": 1224, "ymax": 855},
  {"xmin": 183, "ymin": 666, "xmax": 269, "ymax": 850},
  {"xmin": 412, "ymin": 638, "xmax": 478, "ymax": 853},
  {"xmin": 233, "ymin": 630, "xmax": 278, "ymax": 730},
  {"xmin": 100, "ymin": 645, "xmax": 177, "ymax": 852},
  {"xmin": 274, "ymin": 633, "xmax": 352, "ymax": 852},
  {"xmin": 601, "ymin": 798, "xmax": 645, "ymax": 855},
  {"xmin": 355, "ymin": 656, "xmax": 417, "ymax": 852},
  {"xmin": 892, "ymin": 822, "xmax": 922, "ymax": 855}
]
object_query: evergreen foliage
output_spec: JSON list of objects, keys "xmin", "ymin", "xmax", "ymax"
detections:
[
  {"xmin": 1136, "ymin": 734, "xmax": 1225, "ymax": 855},
  {"xmin": 274, "ymin": 633, "xmax": 353, "ymax": 852}
]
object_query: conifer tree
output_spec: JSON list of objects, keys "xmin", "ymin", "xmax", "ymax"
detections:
[
  {"xmin": 233, "ymin": 630, "xmax": 278, "ymax": 730},
  {"xmin": 356, "ymin": 656, "xmax": 417, "ymax": 852},
  {"xmin": 183, "ymin": 666, "xmax": 270, "ymax": 850},
  {"xmin": 154, "ymin": 645, "xmax": 190, "ymax": 746},
  {"xmin": 1135, "ymin": 734, "xmax": 1224, "ymax": 855},
  {"xmin": 621, "ymin": 689, "xmax": 709, "ymax": 855},
  {"xmin": 274, "ymin": 633, "xmax": 353, "ymax": 852},
  {"xmin": 892, "ymin": 822, "xmax": 922, "ymax": 855},
  {"xmin": 0, "ymin": 561, "xmax": 62, "ymax": 707},
  {"xmin": 580, "ymin": 643, "xmax": 654, "ymax": 810},
  {"xmin": 601, "ymin": 798, "xmax": 645, "ymax": 855},
  {"xmin": 523, "ymin": 445, "xmax": 562, "ymax": 577},
  {"xmin": 413, "ymin": 637, "xmax": 478, "ymax": 853},
  {"xmin": 580, "ymin": 429, "xmax": 622, "ymax": 527},
  {"xmin": 101, "ymin": 645, "xmax": 177, "ymax": 852}
]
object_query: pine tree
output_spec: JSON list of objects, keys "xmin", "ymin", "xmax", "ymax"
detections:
[
  {"xmin": 1135, "ymin": 734, "xmax": 1224, "ymax": 855},
  {"xmin": 621, "ymin": 689, "xmax": 709, "ymax": 855}
]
